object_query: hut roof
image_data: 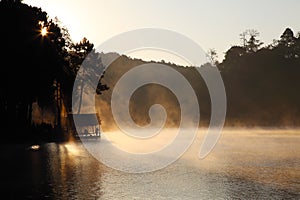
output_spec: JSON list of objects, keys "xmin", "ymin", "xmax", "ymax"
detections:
[{"xmin": 71, "ymin": 113, "xmax": 100, "ymax": 126}]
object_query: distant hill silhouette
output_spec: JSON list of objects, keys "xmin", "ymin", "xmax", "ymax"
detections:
[{"xmin": 97, "ymin": 28, "xmax": 300, "ymax": 129}]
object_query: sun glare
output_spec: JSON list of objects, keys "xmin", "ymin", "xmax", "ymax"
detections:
[{"xmin": 41, "ymin": 27, "xmax": 48, "ymax": 36}]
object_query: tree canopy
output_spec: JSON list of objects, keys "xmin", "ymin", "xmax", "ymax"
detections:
[{"xmin": 0, "ymin": 0, "xmax": 108, "ymax": 141}]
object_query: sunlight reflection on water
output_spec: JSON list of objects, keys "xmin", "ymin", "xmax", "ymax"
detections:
[{"xmin": 1, "ymin": 129, "xmax": 300, "ymax": 199}]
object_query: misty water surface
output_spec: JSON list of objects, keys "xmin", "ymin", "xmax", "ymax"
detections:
[{"xmin": 1, "ymin": 129, "xmax": 299, "ymax": 199}]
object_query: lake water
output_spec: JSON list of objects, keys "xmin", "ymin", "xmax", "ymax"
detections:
[{"xmin": 1, "ymin": 129, "xmax": 300, "ymax": 199}]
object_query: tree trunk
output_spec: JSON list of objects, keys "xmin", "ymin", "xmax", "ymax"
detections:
[
  {"xmin": 28, "ymin": 102, "xmax": 32, "ymax": 127},
  {"xmin": 77, "ymin": 79, "xmax": 84, "ymax": 114},
  {"xmin": 56, "ymin": 82, "xmax": 62, "ymax": 129}
]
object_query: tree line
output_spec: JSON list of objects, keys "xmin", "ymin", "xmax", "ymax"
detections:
[
  {"xmin": 219, "ymin": 28, "xmax": 300, "ymax": 127},
  {"xmin": 96, "ymin": 28, "xmax": 300, "ymax": 130}
]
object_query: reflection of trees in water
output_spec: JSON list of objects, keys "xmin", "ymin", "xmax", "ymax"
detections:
[{"xmin": 40, "ymin": 143, "xmax": 104, "ymax": 198}]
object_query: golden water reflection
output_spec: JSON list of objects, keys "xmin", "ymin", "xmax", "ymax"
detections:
[{"xmin": 2, "ymin": 128, "xmax": 299, "ymax": 199}]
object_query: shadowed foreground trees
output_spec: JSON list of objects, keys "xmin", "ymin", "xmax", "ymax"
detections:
[{"xmin": 0, "ymin": 0, "xmax": 108, "ymax": 142}]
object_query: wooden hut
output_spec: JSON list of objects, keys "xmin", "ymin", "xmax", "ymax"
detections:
[{"xmin": 71, "ymin": 113, "xmax": 101, "ymax": 139}]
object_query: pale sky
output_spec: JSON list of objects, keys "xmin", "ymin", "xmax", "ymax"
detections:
[{"xmin": 24, "ymin": 0, "xmax": 300, "ymax": 64}]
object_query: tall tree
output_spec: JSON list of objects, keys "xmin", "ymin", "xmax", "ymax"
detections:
[
  {"xmin": 0, "ymin": 1, "xmax": 72, "ymax": 139},
  {"xmin": 279, "ymin": 28, "xmax": 296, "ymax": 47},
  {"xmin": 68, "ymin": 38, "xmax": 108, "ymax": 114},
  {"xmin": 207, "ymin": 49, "xmax": 219, "ymax": 66},
  {"xmin": 240, "ymin": 29, "xmax": 263, "ymax": 53}
]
